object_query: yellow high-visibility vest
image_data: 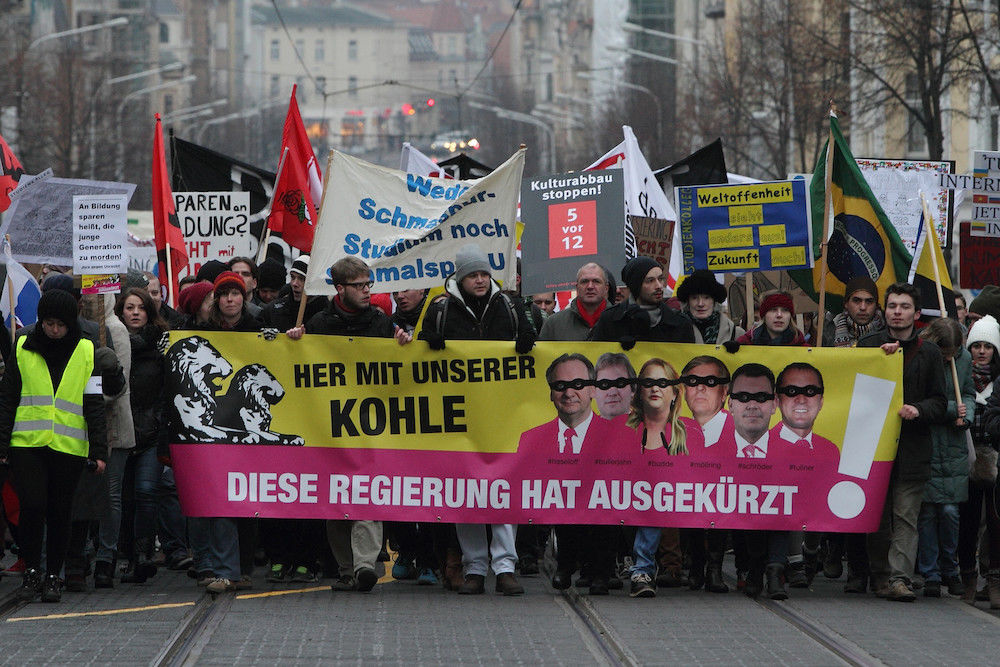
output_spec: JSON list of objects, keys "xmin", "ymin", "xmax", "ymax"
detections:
[{"xmin": 11, "ymin": 336, "xmax": 96, "ymax": 457}]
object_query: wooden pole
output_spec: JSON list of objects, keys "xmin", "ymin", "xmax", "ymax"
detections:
[
  {"xmin": 294, "ymin": 150, "xmax": 334, "ymax": 328},
  {"xmin": 5, "ymin": 235, "xmax": 14, "ymax": 341},
  {"xmin": 745, "ymin": 273, "xmax": 754, "ymax": 331},
  {"xmin": 256, "ymin": 146, "xmax": 290, "ymax": 265},
  {"xmin": 814, "ymin": 108, "xmax": 836, "ymax": 347},
  {"xmin": 165, "ymin": 240, "xmax": 175, "ymax": 308}
]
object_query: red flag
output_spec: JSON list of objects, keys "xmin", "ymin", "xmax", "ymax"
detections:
[
  {"xmin": 267, "ymin": 85, "xmax": 322, "ymax": 253},
  {"xmin": 0, "ymin": 132, "xmax": 25, "ymax": 213},
  {"xmin": 152, "ymin": 114, "xmax": 187, "ymax": 307}
]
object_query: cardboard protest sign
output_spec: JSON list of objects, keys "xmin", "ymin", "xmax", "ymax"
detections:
[
  {"xmin": 0, "ymin": 177, "xmax": 136, "ymax": 266},
  {"xmin": 166, "ymin": 332, "xmax": 902, "ymax": 532},
  {"xmin": 675, "ymin": 180, "xmax": 812, "ymax": 273},
  {"xmin": 970, "ymin": 151, "xmax": 1000, "ymax": 234},
  {"xmin": 630, "ymin": 215, "xmax": 674, "ymax": 269},
  {"xmin": 173, "ymin": 191, "xmax": 252, "ymax": 277},
  {"xmin": 73, "ymin": 194, "xmax": 128, "ymax": 275},
  {"xmin": 959, "ymin": 221, "xmax": 1000, "ymax": 288},
  {"xmin": 856, "ymin": 158, "xmax": 953, "ymax": 251},
  {"xmin": 519, "ymin": 170, "xmax": 626, "ymax": 294},
  {"xmin": 306, "ymin": 150, "xmax": 524, "ymax": 294}
]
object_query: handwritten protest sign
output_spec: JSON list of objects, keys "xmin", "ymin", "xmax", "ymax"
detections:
[
  {"xmin": 675, "ymin": 180, "xmax": 812, "ymax": 273},
  {"xmin": 519, "ymin": 170, "xmax": 626, "ymax": 293},
  {"xmin": 630, "ymin": 215, "xmax": 674, "ymax": 268},
  {"xmin": 173, "ymin": 191, "xmax": 252, "ymax": 277},
  {"xmin": 856, "ymin": 158, "xmax": 953, "ymax": 251},
  {"xmin": 167, "ymin": 333, "xmax": 901, "ymax": 532},
  {"xmin": 305, "ymin": 150, "xmax": 524, "ymax": 294}
]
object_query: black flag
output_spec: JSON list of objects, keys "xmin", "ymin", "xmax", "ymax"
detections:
[{"xmin": 655, "ymin": 138, "xmax": 729, "ymax": 197}]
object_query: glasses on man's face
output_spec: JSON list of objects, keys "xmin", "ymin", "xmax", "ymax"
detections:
[
  {"xmin": 548, "ymin": 378, "xmax": 594, "ymax": 392},
  {"xmin": 342, "ymin": 281, "xmax": 375, "ymax": 290},
  {"xmin": 678, "ymin": 375, "xmax": 729, "ymax": 388},
  {"xmin": 594, "ymin": 377, "xmax": 633, "ymax": 390},
  {"xmin": 777, "ymin": 384, "xmax": 824, "ymax": 398},
  {"xmin": 730, "ymin": 391, "xmax": 775, "ymax": 404},
  {"xmin": 636, "ymin": 377, "xmax": 680, "ymax": 389}
]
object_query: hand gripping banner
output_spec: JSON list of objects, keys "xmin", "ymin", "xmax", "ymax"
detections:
[{"xmin": 166, "ymin": 332, "xmax": 902, "ymax": 532}]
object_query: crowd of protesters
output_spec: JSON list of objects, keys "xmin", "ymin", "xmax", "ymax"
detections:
[{"xmin": 1, "ymin": 245, "xmax": 999, "ymax": 612}]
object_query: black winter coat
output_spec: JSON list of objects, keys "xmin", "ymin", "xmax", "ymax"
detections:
[
  {"xmin": 262, "ymin": 294, "xmax": 328, "ymax": 332},
  {"xmin": 858, "ymin": 329, "xmax": 948, "ymax": 482},
  {"xmin": 421, "ymin": 278, "xmax": 535, "ymax": 342},
  {"xmin": 128, "ymin": 326, "xmax": 168, "ymax": 452},
  {"xmin": 588, "ymin": 301, "xmax": 696, "ymax": 344},
  {"xmin": 306, "ymin": 297, "xmax": 395, "ymax": 338}
]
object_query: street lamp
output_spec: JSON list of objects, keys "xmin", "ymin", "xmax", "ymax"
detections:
[
  {"xmin": 116, "ymin": 75, "xmax": 197, "ymax": 180},
  {"xmin": 89, "ymin": 62, "xmax": 185, "ymax": 178},
  {"xmin": 468, "ymin": 101, "xmax": 556, "ymax": 173},
  {"xmin": 196, "ymin": 98, "xmax": 286, "ymax": 144},
  {"xmin": 162, "ymin": 99, "xmax": 228, "ymax": 123}
]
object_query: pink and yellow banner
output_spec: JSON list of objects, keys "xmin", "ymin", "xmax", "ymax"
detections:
[{"xmin": 166, "ymin": 332, "xmax": 902, "ymax": 531}]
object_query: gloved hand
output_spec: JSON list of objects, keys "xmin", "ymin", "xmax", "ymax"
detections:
[
  {"xmin": 418, "ymin": 330, "xmax": 446, "ymax": 351},
  {"xmin": 515, "ymin": 332, "xmax": 534, "ymax": 355},
  {"xmin": 722, "ymin": 340, "xmax": 741, "ymax": 354},
  {"xmin": 94, "ymin": 347, "xmax": 121, "ymax": 372},
  {"xmin": 619, "ymin": 335, "xmax": 637, "ymax": 351}
]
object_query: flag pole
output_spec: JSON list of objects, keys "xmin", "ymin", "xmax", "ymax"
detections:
[
  {"xmin": 256, "ymin": 146, "xmax": 290, "ymax": 265},
  {"xmin": 815, "ymin": 104, "xmax": 836, "ymax": 347},
  {"xmin": 4, "ymin": 235, "xmax": 14, "ymax": 341},
  {"xmin": 745, "ymin": 273, "xmax": 754, "ymax": 331},
  {"xmin": 295, "ymin": 150, "xmax": 334, "ymax": 329},
  {"xmin": 165, "ymin": 240, "xmax": 175, "ymax": 308}
]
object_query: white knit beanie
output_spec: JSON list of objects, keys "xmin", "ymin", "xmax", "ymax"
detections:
[{"xmin": 967, "ymin": 314, "xmax": 1000, "ymax": 353}]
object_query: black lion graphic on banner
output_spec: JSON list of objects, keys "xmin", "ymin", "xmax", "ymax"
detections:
[{"xmin": 166, "ymin": 336, "xmax": 304, "ymax": 446}]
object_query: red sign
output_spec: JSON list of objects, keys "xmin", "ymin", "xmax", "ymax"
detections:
[
  {"xmin": 959, "ymin": 221, "xmax": 1000, "ymax": 289},
  {"xmin": 548, "ymin": 200, "xmax": 597, "ymax": 259}
]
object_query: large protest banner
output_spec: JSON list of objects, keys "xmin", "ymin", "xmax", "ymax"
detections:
[
  {"xmin": 519, "ymin": 169, "xmax": 626, "ymax": 294},
  {"xmin": 675, "ymin": 180, "xmax": 812, "ymax": 274},
  {"xmin": 173, "ymin": 191, "xmax": 252, "ymax": 276},
  {"xmin": 305, "ymin": 149, "xmax": 524, "ymax": 294},
  {"xmin": 856, "ymin": 158, "xmax": 953, "ymax": 251},
  {"xmin": 166, "ymin": 332, "xmax": 902, "ymax": 532}
]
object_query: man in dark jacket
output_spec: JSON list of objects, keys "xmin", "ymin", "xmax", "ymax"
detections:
[
  {"xmin": 390, "ymin": 288, "xmax": 428, "ymax": 335},
  {"xmin": 538, "ymin": 263, "xmax": 610, "ymax": 341},
  {"xmin": 589, "ymin": 256, "xmax": 696, "ymax": 598},
  {"xmin": 419, "ymin": 243, "xmax": 535, "ymax": 596},
  {"xmin": 859, "ymin": 282, "xmax": 947, "ymax": 602},
  {"xmin": 261, "ymin": 255, "xmax": 327, "ymax": 332}
]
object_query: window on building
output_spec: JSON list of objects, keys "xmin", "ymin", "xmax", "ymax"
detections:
[
  {"xmin": 316, "ymin": 76, "xmax": 326, "ymax": 95},
  {"xmin": 545, "ymin": 73, "xmax": 553, "ymax": 102},
  {"xmin": 447, "ymin": 35, "xmax": 457, "ymax": 55},
  {"xmin": 315, "ymin": 39, "xmax": 325, "ymax": 62},
  {"xmin": 348, "ymin": 76, "xmax": 358, "ymax": 96},
  {"xmin": 348, "ymin": 39, "xmax": 358, "ymax": 61},
  {"xmin": 905, "ymin": 73, "xmax": 927, "ymax": 154},
  {"xmin": 270, "ymin": 39, "xmax": 280, "ymax": 61},
  {"xmin": 159, "ymin": 23, "xmax": 169, "ymax": 43},
  {"xmin": 270, "ymin": 75, "xmax": 281, "ymax": 97},
  {"xmin": 164, "ymin": 94, "xmax": 174, "ymax": 116}
]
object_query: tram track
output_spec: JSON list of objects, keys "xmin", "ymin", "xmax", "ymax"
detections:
[
  {"xmin": 0, "ymin": 587, "xmax": 29, "ymax": 621},
  {"xmin": 151, "ymin": 591, "xmax": 233, "ymax": 667}
]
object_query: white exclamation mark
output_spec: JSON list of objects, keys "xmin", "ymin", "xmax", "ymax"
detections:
[{"xmin": 827, "ymin": 373, "xmax": 897, "ymax": 519}]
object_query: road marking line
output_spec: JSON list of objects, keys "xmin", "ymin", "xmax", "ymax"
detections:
[
  {"xmin": 7, "ymin": 601, "xmax": 195, "ymax": 622},
  {"xmin": 236, "ymin": 586, "xmax": 328, "ymax": 599}
]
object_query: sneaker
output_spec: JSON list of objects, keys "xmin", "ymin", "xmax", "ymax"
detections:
[
  {"xmin": 15, "ymin": 567, "xmax": 43, "ymax": 601},
  {"xmin": 924, "ymin": 580, "xmax": 942, "ymax": 598},
  {"xmin": 41, "ymin": 575, "xmax": 63, "ymax": 603},
  {"xmin": 168, "ymin": 554, "xmax": 194, "ymax": 571},
  {"xmin": 786, "ymin": 561, "xmax": 809, "ymax": 589},
  {"xmin": 3, "ymin": 558, "xmax": 25, "ymax": 576},
  {"xmin": 886, "ymin": 579, "xmax": 916, "ymax": 602},
  {"xmin": 267, "ymin": 563, "xmax": 289, "ymax": 583},
  {"xmin": 291, "ymin": 566, "xmax": 318, "ymax": 583},
  {"xmin": 330, "ymin": 575, "xmax": 356, "ymax": 592},
  {"xmin": 843, "ymin": 572, "xmax": 868, "ymax": 594},
  {"xmin": 943, "ymin": 574, "xmax": 966, "ymax": 597},
  {"xmin": 391, "ymin": 558, "xmax": 417, "ymax": 580},
  {"xmin": 654, "ymin": 569, "xmax": 684, "ymax": 588},
  {"xmin": 234, "ymin": 575, "xmax": 253, "ymax": 590},
  {"xmin": 356, "ymin": 567, "xmax": 379, "ymax": 592},
  {"xmin": 629, "ymin": 572, "xmax": 656, "ymax": 598},
  {"xmin": 198, "ymin": 574, "xmax": 216, "ymax": 587},
  {"xmin": 206, "ymin": 578, "xmax": 234, "ymax": 594},
  {"xmin": 417, "ymin": 568, "xmax": 439, "ymax": 586},
  {"xmin": 518, "ymin": 556, "xmax": 539, "ymax": 576}
]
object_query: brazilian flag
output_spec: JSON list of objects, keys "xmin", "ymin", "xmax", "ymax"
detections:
[{"xmin": 789, "ymin": 115, "xmax": 912, "ymax": 314}]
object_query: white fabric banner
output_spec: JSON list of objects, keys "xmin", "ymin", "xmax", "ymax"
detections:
[{"xmin": 305, "ymin": 149, "xmax": 524, "ymax": 294}]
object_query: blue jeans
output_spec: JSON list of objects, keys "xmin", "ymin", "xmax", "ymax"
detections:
[
  {"xmin": 917, "ymin": 502, "xmax": 960, "ymax": 582},
  {"xmin": 156, "ymin": 467, "xmax": 188, "ymax": 559},
  {"xmin": 631, "ymin": 527, "xmax": 661, "ymax": 576},
  {"xmin": 188, "ymin": 517, "xmax": 239, "ymax": 579},
  {"xmin": 97, "ymin": 448, "xmax": 161, "ymax": 562}
]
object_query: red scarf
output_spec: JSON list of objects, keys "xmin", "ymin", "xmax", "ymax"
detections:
[{"xmin": 577, "ymin": 299, "xmax": 607, "ymax": 328}]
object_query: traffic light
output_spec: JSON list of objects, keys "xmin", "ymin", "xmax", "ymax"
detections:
[{"xmin": 426, "ymin": 98, "xmax": 435, "ymax": 107}]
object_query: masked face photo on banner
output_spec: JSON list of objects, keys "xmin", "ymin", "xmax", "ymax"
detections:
[
  {"xmin": 593, "ymin": 352, "xmax": 636, "ymax": 419},
  {"xmin": 728, "ymin": 364, "xmax": 777, "ymax": 459},
  {"xmin": 681, "ymin": 356, "xmax": 733, "ymax": 452},
  {"xmin": 771, "ymin": 363, "xmax": 841, "ymax": 463}
]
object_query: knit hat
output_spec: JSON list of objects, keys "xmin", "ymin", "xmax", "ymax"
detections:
[
  {"xmin": 967, "ymin": 314, "xmax": 1000, "ymax": 353},
  {"xmin": 258, "ymin": 258, "xmax": 287, "ymax": 291},
  {"xmin": 843, "ymin": 275, "xmax": 878, "ymax": 303},
  {"xmin": 41, "ymin": 272, "xmax": 81, "ymax": 301},
  {"xmin": 759, "ymin": 292, "xmax": 795, "ymax": 319},
  {"xmin": 290, "ymin": 255, "xmax": 310, "ymax": 278},
  {"xmin": 621, "ymin": 256, "xmax": 659, "ymax": 297},
  {"xmin": 213, "ymin": 271, "xmax": 246, "ymax": 297},
  {"xmin": 177, "ymin": 282, "xmax": 214, "ymax": 316},
  {"xmin": 969, "ymin": 285, "xmax": 1000, "ymax": 321},
  {"xmin": 36, "ymin": 288, "xmax": 79, "ymax": 328},
  {"xmin": 675, "ymin": 269, "xmax": 726, "ymax": 304},
  {"xmin": 121, "ymin": 267, "xmax": 149, "ymax": 292},
  {"xmin": 196, "ymin": 260, "xmax": 229, "ymax": 284},
  {"xmin": 454, "ymin": 244, "xmax": 491, "ymax": 283}
]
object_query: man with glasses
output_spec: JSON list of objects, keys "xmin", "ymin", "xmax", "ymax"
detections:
[
  {"xmin": 769, "ymin": 363, "xmax": 838, "ymax": 461},
  {"xmin": 419, "ymin": 243, "xmax": 535, "ymax": 596},
  {"xmin": 518, "ymin": 354, "xmax": 626, "ymax": 594}
]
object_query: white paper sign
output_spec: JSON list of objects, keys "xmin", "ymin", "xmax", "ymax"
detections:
[
  {"xmin": 173, "ymin": 191, "xmax": 252, "ymax": 277},
  {"xmin": 72, "ymin": 194, "xmax": 128, "ymax": 274}
]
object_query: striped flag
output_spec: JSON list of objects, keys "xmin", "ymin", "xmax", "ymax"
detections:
[{"xmin": 0, "ymin": 236, "xmax": 42, "ymax": 329}]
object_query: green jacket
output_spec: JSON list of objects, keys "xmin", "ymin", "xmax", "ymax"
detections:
[{"xmin": 924, "ymin": 347, "xmax": 975, "ymax": 504}]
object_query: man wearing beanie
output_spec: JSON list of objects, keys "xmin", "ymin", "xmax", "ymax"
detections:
[
  {"xmin": 968, "ymin": 285, "xmax": 1000, "ymax": 328},
  {"xmin": 256, "ymin": 258, "xmax": 287, "ymax": 305},
  {"xmin": 823, "ymin": 276, "xmax": 885, "ymax": 347},
  {"xmin": 588, "ymin": 257, "xmax": 694, "ymax": 599},
  {"xmin": 676, "ymin": 269, "xmax": 744, "ymax": 344},
  {"xmin": 262, "ymin": 255, "xmax": 326, "ymax": 332},
  {"xmin": 419, "ymin": 243, "xmax": 535, "ymax": 596}
]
